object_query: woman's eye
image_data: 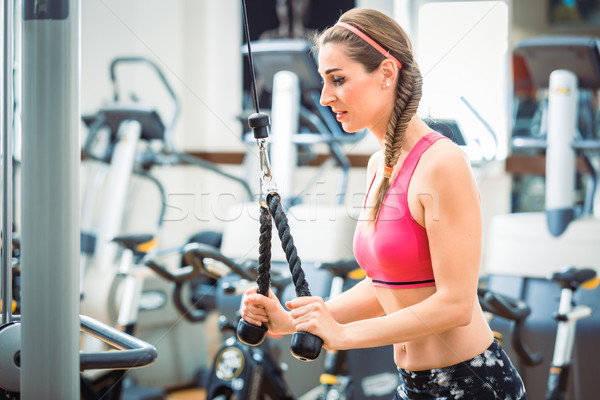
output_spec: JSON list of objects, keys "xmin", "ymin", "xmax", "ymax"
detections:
[{"xmin": 333, "ymin": 76, "xmax": 345, "ymax": 85}]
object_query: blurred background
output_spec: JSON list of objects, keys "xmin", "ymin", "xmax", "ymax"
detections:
[{"xmin": 3, "ymin": 1, "xmax": 600, "ymax": 399}]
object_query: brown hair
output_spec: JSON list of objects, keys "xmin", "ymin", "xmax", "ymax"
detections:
[{"xmin": 315, "ymin": 8, "xmax": 423, "ymax": 222}]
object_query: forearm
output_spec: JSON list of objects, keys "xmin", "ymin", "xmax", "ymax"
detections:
[
  {"xmin": 339, "ymin": 291, "xmax": 472, "ymax": 349},
  {"xmin": 326, "ymin": 278, "xmax": 384, "ymax": 324}
]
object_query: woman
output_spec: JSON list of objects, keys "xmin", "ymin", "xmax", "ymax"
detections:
[{"xmin": 242, "ymin": 8, "xmax": 526, "ymax": 399}]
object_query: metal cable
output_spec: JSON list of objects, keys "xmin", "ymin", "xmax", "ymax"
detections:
[
  {"xmin": 241, "ymin": 0, "xmax": 260, "ymax": 113},
  {"xmin": 241, "ymin": 0, "xmax": 309, "ymax": 299}
]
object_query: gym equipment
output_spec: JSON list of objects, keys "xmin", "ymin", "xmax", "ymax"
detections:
[
  {"xmin": 545, "ymin": 268, "xmax": 597, "ymax": 399},
  {"xmin": 487, "ymin": 35, "xmax": 600, "ymax": 400},
  {"xmin": 0, "ymin": 313, "xmax": 158, "ymax": 398},
  {"xmin": 236, "ymin": 0, "xmax": 328, "ymax": 361},
  {"xmin": 510, "ymin": 36, "xmax": 600, "ymax": 231},
  {"xmin": 79, "ymin": 56, "xmax": 253, "ymax": 391},
  {"xmin": 1, "ymin": 3, "xmax": 157, "ymax": 398},
  {"xmin": 19, "ymin": 1, "xmax": 81, "ymax": 396},
  {"xmin": 545, "ymin": 70, "xmax": 578, "ymax": 236},
  {"xmin": 241, "ymin": 38, "xmax": 366, "ymax": 207},
  {"xmin": 110, "ymin": 235, "xmax": 294, "ymax": 399},
  {"xmin": 480, "ymin": 267, "xmax": 598, "ymax": 400},
  {"xmin": 162, "ymin": 238, "xmax": 395, "ymax": 400},
  {"xmin": 311, "ymin": 259, "xmax": 369, "ymax": 400},
  {"xmin": 2, "ymin": 0, "xmax": 14, "ymax": 329},
  {"xmin": 189, "ymin": 3, "xmax": 398, "ymax": 397},
  {"xmin": 80, "ymin": 56, "xmax": 252, "ymax": 309},
  {"xmin": 191, "ymin": 244, "xmax": 297, "ymax": 400}
]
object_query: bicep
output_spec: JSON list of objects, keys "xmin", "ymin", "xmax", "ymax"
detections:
[{"xmin": 422, "ymin": 150, "xmax": 482, "ymax": 298}]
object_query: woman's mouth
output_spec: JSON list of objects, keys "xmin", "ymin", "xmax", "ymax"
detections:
[{"xmin": 336, "ymin": 111, "xmax": 347, "ymax": 120}]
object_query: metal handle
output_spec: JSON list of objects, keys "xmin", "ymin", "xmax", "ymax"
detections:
[
  {"xmin": 142, "ymin": 243, "xmax": 257, "ymax": 322},
  {"xmin": 79, "ymin": 315, "xmax": 157, "ymax": 370},
  {"xmin": 478, "ymin": 289, "xmax": 543, "ymax": 366},
  {"xmin": 481, "ymin": 290, "xmax": 530, "ymax": 321}
]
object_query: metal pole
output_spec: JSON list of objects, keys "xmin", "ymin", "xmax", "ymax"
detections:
[
  {"xmin": 2, "ymin": 0, "xmax": 14, "ymax": 326},
  {"xmin": 545, "ymin": 69, "xmax": 578, "ymax": 237},
  {"xmin": 270, "ymin": 71, "xmax": 299, "ymax": 206},
  {"xmin": 21, "ymin": 0, "xmax": 80, "ymax": 398}
]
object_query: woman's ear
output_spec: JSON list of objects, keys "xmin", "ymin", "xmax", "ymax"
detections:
[{"xmin": 380, "ymin": 58, "xmax": 398, "ymax": 86}]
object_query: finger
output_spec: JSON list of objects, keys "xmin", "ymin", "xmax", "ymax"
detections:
[
  {"xmin": 290, "ymin": 306, "xmax": 318, "ymax": 326},
  {"xmin": 245, "ymin": 293, "xmax": 270, "ymax": 308},
  {"xmin": 289, "ymin": 300, "xmax": 321, "ymax": 319},
  {"xmin": 290, "ymin": 307, "xmax": 307, "ymax": 319},
  {"xmin": 290, "ymin": 295, "xmax": 322, "ymax": 309},
  {"xmin": 247, "ymin": 304, "xmax": 267, "ymax": 317},
  {"xmin": 294, "ymin": 319, "xmax": 319, "ymax": 335},
  {"xmin": 241, "ymin": 313, "xmax": 266, "ymax": 327}
]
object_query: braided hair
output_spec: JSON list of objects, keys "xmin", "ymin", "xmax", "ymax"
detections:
[{"xmin": 315, "ymin": 9, "xmax": 423, "ymax": 222}]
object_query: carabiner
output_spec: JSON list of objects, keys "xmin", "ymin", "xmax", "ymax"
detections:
[
  {"xmin": 258, "ymin": 139, "xmax": 272, "ymax": 181},
  {"xmin": 257, "ymin": 139, "xmax": 278, "ymax": 206}
]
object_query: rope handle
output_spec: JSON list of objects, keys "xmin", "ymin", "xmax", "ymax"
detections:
[
  {"xmin": 235, "ymin": 0, "xmax": 322, "ymax": 361},
  {"xmin": 237, "ymin": 206, "xmax": 271, "ymax": 346}
]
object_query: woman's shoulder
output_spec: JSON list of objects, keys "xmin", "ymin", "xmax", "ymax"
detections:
[
  {"xmin": 367, "ymin": 150, "xmax": 383, "ymax": 178},
  {"xmin": 428, "ymin": 134, "xmax": 470, "ymax": 167},
  {"xmin": 421, "ymin": 135, "xmax": 474, "ymax": 182}
]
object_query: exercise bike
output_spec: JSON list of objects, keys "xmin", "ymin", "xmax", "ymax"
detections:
[
  {"xmin": 111, "ymin": 227, "xmax": 397, "ymax": 400},
  {"xmin": 480, "ymin": 266, "xmax": 598, "ymax": 400},
  {"xmin": 0, "ymin": 232, "xmax": 159, "ymax": 399},
  {"xmin": 79, "ymin": 55, "xmax": 254, "ymax": 392}
]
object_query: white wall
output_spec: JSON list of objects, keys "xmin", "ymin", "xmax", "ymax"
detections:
[{"xmin": 82, "ymin": 0, "xmax": 243, "ymax": 152}]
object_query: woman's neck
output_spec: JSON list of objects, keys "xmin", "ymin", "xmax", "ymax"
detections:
[{"xmin": 375, "ymin": 115, "xmax": 430, "ymax": 154}]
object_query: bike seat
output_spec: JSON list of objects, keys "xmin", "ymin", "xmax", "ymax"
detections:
[
  {"xmin": 112, "ymin": 234, "xmax": 156, "ymax": 254},
  {"xmin": 551, "ymin": 267, "xmax": 598, "ymax": 290},
  {"xmin": 319, "ymin": 258, "xmax": 365, "ymax": 280}
]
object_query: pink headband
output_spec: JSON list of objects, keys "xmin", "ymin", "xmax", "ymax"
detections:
[{"xmin": 335, "ymin": 21, "xmax": 402, "ymax": 70}]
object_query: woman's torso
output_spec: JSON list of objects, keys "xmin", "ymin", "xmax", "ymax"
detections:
[{"xmin": 354, "ymin": 132, "xmax": 493, "ymax": 371}]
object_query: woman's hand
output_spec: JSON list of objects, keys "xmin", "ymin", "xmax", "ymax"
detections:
[
  {"xmin": 241, "ymin": 288, "xmax": 294, "ymax": 335},
  {"xmin": 287, "ymin": 296, "xmax": 347, "ymax": 350}
]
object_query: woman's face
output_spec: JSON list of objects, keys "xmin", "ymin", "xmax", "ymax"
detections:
[{"xmin": 318, "ymin": 42, "xmax": 393, "ymax": 137}]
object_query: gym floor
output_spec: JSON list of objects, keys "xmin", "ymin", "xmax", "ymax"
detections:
[{"xmin": 167, "ymin": 388, "xmax": 206, "ymax": 400}]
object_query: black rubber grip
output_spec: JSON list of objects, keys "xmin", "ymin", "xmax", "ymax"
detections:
[
  {"xmin": 236, "ymin": 319, "xmax": 268, "ymax": 346},
  {"xmin": 290, "ymin": 331, "xmax": 323, "ymax": 361}
]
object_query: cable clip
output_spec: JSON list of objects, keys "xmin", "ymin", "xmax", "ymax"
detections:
[{"xmin": 258, "ymin": 139, "xmax": 278, "ymax": 207}]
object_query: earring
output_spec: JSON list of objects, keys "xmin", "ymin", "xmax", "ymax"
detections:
[{"xmin": 382, "ymin": 82, "xmax": 390, "ymax": 88}]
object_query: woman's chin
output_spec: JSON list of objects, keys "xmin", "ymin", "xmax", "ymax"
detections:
[{"xmin": 339, "ymin": 122, "xmax": 361, "ymax": 134}]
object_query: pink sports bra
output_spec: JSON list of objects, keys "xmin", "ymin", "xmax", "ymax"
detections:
[{"xmin": 353, "ymin": 132, "xmax": 447, "ymax": 289}]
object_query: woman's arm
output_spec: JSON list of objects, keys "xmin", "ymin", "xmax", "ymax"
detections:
[
  {"xmin": 322, "ymin": 277, "xmax": 384, "ymax": 323},
  {"xmin": 243, "ymin": 150, "xmax": 386, "ymax": 335},
  {"xmin": 289, "ymin": 142, "xmax": 482, "ymax": 350},
  {"xmin": 243, "ymin": 277, "xmax": 384, "ymax": 334}
]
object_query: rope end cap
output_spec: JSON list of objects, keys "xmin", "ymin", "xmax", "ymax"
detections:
[{"xmin": 249, "ymin": 112, "xmax": 270, "ymax": 139}]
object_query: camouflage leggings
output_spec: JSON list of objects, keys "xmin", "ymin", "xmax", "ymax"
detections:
[{"xmin": 393, "ymin": 341, "xmax": 526, "ymax": 399}]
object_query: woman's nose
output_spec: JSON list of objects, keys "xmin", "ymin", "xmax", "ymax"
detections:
[{"xmin": 320, "ymin": 86, "xmax": 334, "ymax": 106}]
